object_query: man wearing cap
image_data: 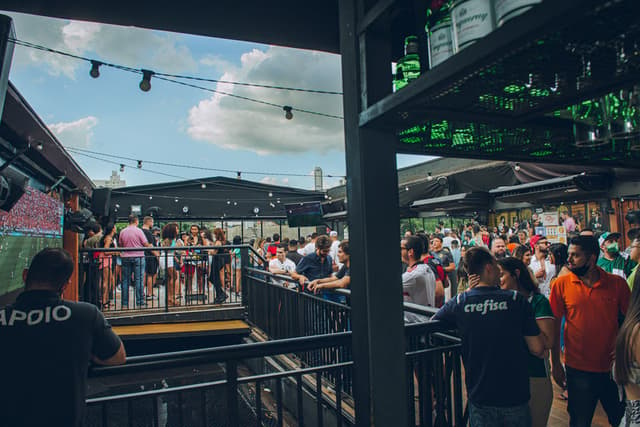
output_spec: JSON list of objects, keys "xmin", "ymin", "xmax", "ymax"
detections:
[
  {"xmin": 529, "ymin": 235, "xmax": 555, "ymax": 297},
  {"xmin": 597, "ymin": 231, "xmax": 635, "ymax": 279}
]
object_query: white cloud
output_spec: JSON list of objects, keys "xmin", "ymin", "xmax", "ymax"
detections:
[
  {"xmin": 48, "ymin": 116, "xmax": 98, "ymax": 148},
  {"xmin": 4, "ymin": 11, "xmax": 197, "ymax": 78},
  {"xmin": 260, "ymin": 176, "xmax": 278, "ymax": 185},
  {"xmin": 187, "ymin": 46, "xmax": 344, "ymax": 155}
]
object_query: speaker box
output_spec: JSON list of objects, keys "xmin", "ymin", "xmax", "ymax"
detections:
[{"xmin": 91, "ymin": 188, "xmax": 112, "ymax": 218}]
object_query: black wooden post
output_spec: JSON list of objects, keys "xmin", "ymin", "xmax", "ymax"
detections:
[{"xmin": 339, "ymin": 1, "xmax": 408, "ymax": 426}]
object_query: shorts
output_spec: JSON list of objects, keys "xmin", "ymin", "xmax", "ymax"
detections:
[
  {"xmin": 159, "ymin": 254, "xmax": 174, "ymax": 270},
  {"xmin": 145, "ymin": 256, "xmax": 159, "ymax": 274},
  {"xmin": 232, "ymin": 257, "xmax": 241, "ymax": 270}
]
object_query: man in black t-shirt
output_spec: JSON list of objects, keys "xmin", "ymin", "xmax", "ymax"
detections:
[
  {"xmin": 433, "ymin": 247, "xmax": 544, "ymax": 427},
  {"xmin": 142, "ymin": 216, "xmax": 159, "ymax": 300},
  {"xmin": 286, "ymin": 239, "xmax": 304, "ymax": 265},
  {"xmin": 0, "ymin": 248, "xmax": 126, "ymax": 427}
]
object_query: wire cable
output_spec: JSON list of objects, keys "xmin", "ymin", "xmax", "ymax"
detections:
[
  {"xmin": 64, "ymin": 146, "xmax": 345, "ymax": 178},
  {"xmin": 8, "ymin": 38, "xmax": 343, "ymax": 95}
]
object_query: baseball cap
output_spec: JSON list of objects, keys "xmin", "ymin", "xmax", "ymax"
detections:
[
  {"xmin": 599, "ymin": 231, "xmax": 621, "ymax": 246},
  {"xmin": 329, "ymin": 231, "xmax": 338, "ymax": 237},
  {"xmin": 529, "ymin": 234, "xmax": 546, "ymax": 250}
]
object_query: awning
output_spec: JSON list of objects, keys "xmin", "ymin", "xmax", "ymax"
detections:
[
  {"xmin": 411, "ymin": 192, "xmax": 489, "ymax": 212},
  {"xmin": 489, "ymin": 173, "xmax": 612, "ymax": 203}
]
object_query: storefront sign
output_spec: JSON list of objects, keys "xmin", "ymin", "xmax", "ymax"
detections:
[
  {"xmin": 541, "ymin": 211, "xmax": 559, "ymax": 226},
  {"xmin": 544, "ymin": 226, "xmax": 567, "ymax": 244}
]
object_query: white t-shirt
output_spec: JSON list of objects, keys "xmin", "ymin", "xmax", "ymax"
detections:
[
  {"xmin": 269, "ymin": 258, "xmax": 297, "ymax": 286},
  {"xmin": 529, "ymin": 256, "xmax": 556, "ymax": 297},
  {"xmin": 301, "ymin": 241, "xmax": 316, "ymax": 256},
  {"xmin": 402, "ymin": 263, "xmax": 436, "ymax": 322},
  {"xmin": 329, "ymin": 240, "xmax": 343, "ymax": 270},
  {"xmin": 442, "ymin": 236, "xmax": 454, "ymax": 249}
]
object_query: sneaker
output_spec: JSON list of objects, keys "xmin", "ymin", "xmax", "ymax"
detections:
[
  {"xmin": 214, "ymin": 292, "xmax": 228, "ymax": 304},
  {"xmin": 146, "ymin": 295, "xmax": 154, "ymax": 301}
]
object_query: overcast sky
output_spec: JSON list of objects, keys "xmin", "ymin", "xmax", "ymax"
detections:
[{"xmin": 3, "ymin": 11, "xmax": 430, "ymax": 190}]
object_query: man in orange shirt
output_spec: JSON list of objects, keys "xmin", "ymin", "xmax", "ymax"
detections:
[{"xmin": 550, "ymin": 235, "xmax": 630, "ymax": 427}]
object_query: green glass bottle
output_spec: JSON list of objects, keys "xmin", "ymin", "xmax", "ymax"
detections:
[{"xmin": 396, "ymin": 36, "xmax": 421, "ymax": 88}]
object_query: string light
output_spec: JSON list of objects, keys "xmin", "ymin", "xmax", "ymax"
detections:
[
  {"xmin": 8, "ymin": 38, "xmax": 343, "ymax": 120},
  {"xmin": 427, "ymin": 172, "xmax": 433, "ymax": 181},
  {"xmin": 139, "ymin": 69, "xmax": 154, "ymax": 92},
  {"xmin": 119, "ymin": 164, "xmax": 125, "ymax": 172},
  {"xmin": 283, "ymin": 106, "xmax": 293, "ymax": 120},
  {"xmin": 137, "ymin": 160, "xmax": 143, "ymax": 169},
  {"xmin": 64, "ymin": 146, "xmax": 344, "ymax": 179},
  {"xmin": 514, "ymin": 162, "xmax": 521, "ymax": 171},
  {"xmin": 89, "ymin": 60, "xmax": 101, "ymax": 78},
  {"xmin": 268, "ymin": 192, "xmax": 273, "ymax": 197},
  {"xmin": 201, "ymin": 183, "xmax": 207, "ymax": 189}
]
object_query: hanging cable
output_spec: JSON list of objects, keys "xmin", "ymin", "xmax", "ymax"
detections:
[
  {"xmin": 64, "ymin": 146, "xmax": 345, "ymax": 178},
  {"xmin": 8, "ymin": 38, "xmax": 343, "ymax": 94}
]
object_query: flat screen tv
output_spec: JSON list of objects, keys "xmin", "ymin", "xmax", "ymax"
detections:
[
  {"xmin": 0, "ymin": 187, "xmax": 63, "ymax": 302},
  {"xmin": 285, "ymin": 202, "xmax": 324, "ymax": 227}
]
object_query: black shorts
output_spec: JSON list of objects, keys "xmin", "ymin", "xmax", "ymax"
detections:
[{"xmin": 145, "ymin": 256, "xmax": 159, "ymax": 274}]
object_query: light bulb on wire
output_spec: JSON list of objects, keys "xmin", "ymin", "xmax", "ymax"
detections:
[
  {"xmin": 514, "ymin": 162, "xmax": 521, "ymax": 171},
  {"xmin": 283, "ymin": 106, "xmax": 293, "ymax": 120},
  {"xmin": 139, "ymin": 69, "xmax": 154, "ymax": 92},
  {"xmin": 427, "ymin": 172, "xmax": 433, "ymax": 181},
  {"xmin": 137, "ymin": 160, "xmax": 142, "ymax": 169},
  {"xmin": 119, "ymin": 164, "xmax": 125, "ymax": 172},
  {"xmin": 89, "ymin": 60, "xmax": 101, "ymax": 78},
  {"xmin": 201, "ymin": 183, "xmax": 207, "ymax": 189}
]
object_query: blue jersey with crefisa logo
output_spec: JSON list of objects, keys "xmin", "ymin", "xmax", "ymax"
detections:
[{"xmin": 433, "ymin": 287, "xmax": 540, "ymax": 407}]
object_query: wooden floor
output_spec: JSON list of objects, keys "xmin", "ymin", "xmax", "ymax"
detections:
[
  {"xmin": 548, "ymin": 382, "xmax": 611, "ymax": 427},
  {"xmin": 112, "ymin": 320, "xmax": 250, "ymax": 340}
]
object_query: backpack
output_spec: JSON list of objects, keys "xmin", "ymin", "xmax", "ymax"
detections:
[{"xmin": 424, "ymin": 254, "xmax": 447, "ymax": 284}]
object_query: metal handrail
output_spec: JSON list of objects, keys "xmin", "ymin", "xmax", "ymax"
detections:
[{"xmin": 90, "ymin": 331, "xmax": 352, "ymax": 376}]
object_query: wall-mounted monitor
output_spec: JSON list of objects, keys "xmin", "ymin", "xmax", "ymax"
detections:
[{"xmin": 285, "ymin": 202, "xmax": 324, "ymax": 227}]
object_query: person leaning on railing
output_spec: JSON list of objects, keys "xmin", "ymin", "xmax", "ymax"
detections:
[{"xmin": 308, "ymin": 240, "xmax": 350, "ymax": 304}]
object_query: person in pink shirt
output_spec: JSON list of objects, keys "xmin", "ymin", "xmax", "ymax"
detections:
[
  {"xmin": 561, "ymin": 211, "xmax": 576, "ymax": 233},
  {"xmin": 118, "ymin": 215, "xmax": 152, "ymax": 308}
]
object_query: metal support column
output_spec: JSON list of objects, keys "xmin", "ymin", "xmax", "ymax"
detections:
[{"xmin": 339, "ymin": 1, "xmax": 408, "ymax": 425}]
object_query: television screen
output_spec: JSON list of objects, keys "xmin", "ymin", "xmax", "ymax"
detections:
[
  {"xmin": 285, "ymin": 202, "xmax": 324, "ymax": 228},
  {"xmin": 0, "ymin": 187, "xmax": 64, "ymax": 302}
]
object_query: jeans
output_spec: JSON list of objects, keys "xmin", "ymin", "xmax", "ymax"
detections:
[
  {"xmin": 122, "ymin": 257, "xmax": 145, "ymax": 307},
  {"xmin": 469, "ymin": 401, "xmax": 531, "ymax": 427},
  {"xmin": 566, "ymin": 366, "xmax": 624, "ymax": 427}
]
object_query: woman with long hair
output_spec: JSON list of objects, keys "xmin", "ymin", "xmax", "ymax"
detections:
[
  {"xmin": 99, "ymin": 224, "xmax": 117, "ymax": 309},
  {"xmin": 209, "ymin": 228, "xmax": 229, "ymax": 304},
  {"xmin": 549, "ymin": 243, "xmax": 571, "ymax": 280},
  {"xmin": 498, "ymin": 257, "xmax": 555, "ymax": 427},
  {"xmin": 160, "ymin": 223, "xmax": 180, "ymax": 307},
  {"xmin": 615, "ymin": 273, "xmax": 640, "ymax": 426},
  {"xmin": 253, "ymin": 237, "xmax": 266, "ymax": 267},
  {"xmin": 231, "ymin": 235, "xmax": 243, "ymax": 297},
  {"xmin": 513, "ymin": 244, "xmax": 539, "ymax": 286}
]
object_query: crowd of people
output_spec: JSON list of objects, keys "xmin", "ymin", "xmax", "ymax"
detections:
[
  {"xmin": 0, "ymin": 186, "xmax": 63, "ymax": 235},
  {"xmin": 81, "ymin": 216, "xmax": 351, "ymax": 310},
  {"xmin": 400, "ymin": 217, "xmax": 640, "ymax": 427}
]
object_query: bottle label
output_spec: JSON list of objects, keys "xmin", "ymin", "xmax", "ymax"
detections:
[
  {"xmin": 429, "ymin": 24, "xmax": 454, "ymax": 67},
  {"xmin": 494, "ymin": 0, "xmax": 540, "ymax": 25},
  {"xmin": 453, "ymin": 0, "xmax": 494, "ymax": 49}
]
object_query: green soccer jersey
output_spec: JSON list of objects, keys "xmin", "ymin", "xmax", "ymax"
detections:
[
  {"xmin": 527, "ymin": 293, "xmax": 555, "ymax": 378},
  {"xmin": 598, "ymin": 255, "xmax": 635, "ymax": 279}
]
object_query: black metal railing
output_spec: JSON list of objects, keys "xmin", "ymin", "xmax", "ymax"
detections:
[
  {"xmin": 85, "ymin": 319, "xmax": 465, "ymax": 427},
  {"xmin": 79, "ymin": 245, "xmax": 264, "ymax": 312},
  {"xmin": 86, "ymin": 332, "xmax": 354, "ymax": 427}
]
